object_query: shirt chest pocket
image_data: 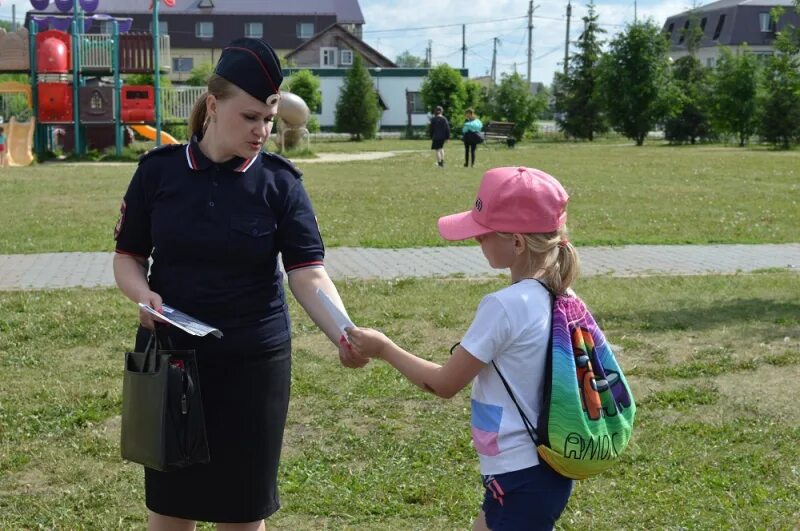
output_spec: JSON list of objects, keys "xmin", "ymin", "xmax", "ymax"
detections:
[{"xmin": 229, "ymin": 215, "xmax": 276, "ymax": 258}]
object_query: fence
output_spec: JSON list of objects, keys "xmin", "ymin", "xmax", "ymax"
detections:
[
  {"xmin": 79, "ymin": 33, "xmax": 171, "ymax": 73},
  {"xmin": 160, "ymin": 86, "xmax": 204, "ymax": 122}
]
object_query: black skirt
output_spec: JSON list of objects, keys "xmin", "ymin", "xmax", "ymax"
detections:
[
  {"xmin": 431, "ymin": 138, "xmax": 446, "ymax": 150},
  {"xmin": 134, "ymin": 326, "xmax": 292, "ymax": 523}
]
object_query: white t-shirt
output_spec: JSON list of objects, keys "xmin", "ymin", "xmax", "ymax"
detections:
[{"xmin": 461, "ymin": 279, "xmax": 552, "ymax": 475}]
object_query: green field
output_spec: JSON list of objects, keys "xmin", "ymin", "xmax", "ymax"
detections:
[
  {"xmin": 0, "ymin": 274, "xmax": 798, "ymax": 528},
  {"xmin": 0, "ymin": 141, "xmax": 798, "ymax": 253}
]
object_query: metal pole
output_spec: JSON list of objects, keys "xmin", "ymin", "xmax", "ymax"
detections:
[
  {"xmin": 461, "ymin": 24, "xmax": 466, "ymax": 69},
  {"xmin": 72, "ymin": 0, "xmax": 82, "ymax": 156},
  {"xmin": 29, "ymin": 20, "xmax": 43, "ymax": 157},
  {"xmin": 113, "ymin": 19, "xmax": 122, "ymax": 156},
  {"xmin": 491, "ymin": 37, "xmax": 498, "ymax": 85},
  {"xmin": 564, "ymin": 1, "xmax": 572, "ymax": 75},
  {"xmin": 154, "ymin": 0, "xmax": 162, "ymax": 147},
  {"xmin": 12, "ymin": 4, "xmax": 16, "ymax": 31},
  {"xmin": 527, "ymin": 0, "xmax": 533, "ymax": 83}
]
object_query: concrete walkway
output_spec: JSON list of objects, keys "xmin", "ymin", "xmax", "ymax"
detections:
[{"xmin": 0, "ymin": 244, "xmax": 797, "ymax": 290}]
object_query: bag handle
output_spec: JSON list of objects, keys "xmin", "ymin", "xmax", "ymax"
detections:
[{"xmin": 143, "ymin": 325, "xmax": 174, "ymax": 373}]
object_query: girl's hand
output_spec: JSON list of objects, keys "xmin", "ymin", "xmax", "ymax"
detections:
[
  {"xmin": 138, "ymin": 290, "xmax": 165, "ymax": 330},
  {"xmin": 338, "ymin": 335, "xmax": 370, "ymax": 369},
  {"xmin": 345, "ymin": 327, "xmax": 391, "ymax": 359}
]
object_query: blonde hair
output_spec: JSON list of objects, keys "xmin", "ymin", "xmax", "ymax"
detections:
[
  {"xmin": 188, "ymin": 74, "xmax": 239, "ymax": 137},
  {"xmin": 499, "ymin": 226, "xmax": 580, "ymax": 294}
]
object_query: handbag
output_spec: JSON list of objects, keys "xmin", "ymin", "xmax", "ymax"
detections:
[{"xmin": 120, "ymin": 327, "xmax": 210, "ymax": 471}]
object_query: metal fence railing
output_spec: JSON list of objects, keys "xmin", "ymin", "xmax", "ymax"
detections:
[
  {"xmin": 79, "ymin": 33, "xmax": 171, "ymax": 73},
  {"xmin": 160, "ymin": 86, "xmax": 205, "ymax": 122}
]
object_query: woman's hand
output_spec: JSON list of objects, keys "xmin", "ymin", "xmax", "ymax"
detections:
[
  {"xmin": 137, "ymin": 290, "xmax": 165, "ymax": 330},
  {"xmin": 345, "ymin": 327, "xmax": 392, "ymax": 359}
]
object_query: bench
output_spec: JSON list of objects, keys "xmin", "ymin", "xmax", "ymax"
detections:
[{"xmin": 483, "ymin": 121, "xmax": 517, "ymax": 147}]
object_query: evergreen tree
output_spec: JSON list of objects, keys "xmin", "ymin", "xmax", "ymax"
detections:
[
  {"xmin": 285, "ymin": 70, "xmax": 322, "ymax": 113},
  {"xmin": 709, "ymin": 47, "xmax": 759, "ymax": 146},
  {"xmin": 598, "ymin": 20, "xmax": 672, "ymax": 146},
  {"xmin": 555, "ymin": 1, "xmax": 607, "ymax": 140},
  {"xmin": 334, "ymin": 55, "xmax": 381, "ymax": 140},
  {"xmin": 663, "ymin": 10, "xmax": 713, "ymax": 144},
  {"xmin": 758, "ymin": 29, "xmax": 800, "ymax": 149}
]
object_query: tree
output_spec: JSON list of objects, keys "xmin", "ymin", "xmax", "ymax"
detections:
[
  {"xmin": 757, "ymin": 25, "xmax": 800, "ymax": 149},
  {"xmin": 186, "ymin": 63, "xmax": 214, "ymax": 87},
  {"xmin": 555, "ymin": 1, "xmax": 607, "ymax": 140},
  {"xmin": 420, "ymin": 64, "xmax": 467, "ymax": 132},
  {"xmin": 598, "ymin": 20, "xmax": 672, "ymax": 145},
  {"xmin": 284, "ymin": 69, "xmax": 322, "ymax": 113},
  {"xmin": 709, "ymin": 47, "xmax": 759, "ymax": 146},
  {"xmin": 334, "ymin": 55, "xmax": 381, "ymax": 140},
  {"xmin": 663, "ymin": 55, "xmax": 713, "ymax": 144},
  {"xmin": 487, "ymin": 73, "xmax": 546, "ymax": 141},
  {"xmin": 395, "ymin": 50, "xmax": 425, "ymax": 68}
]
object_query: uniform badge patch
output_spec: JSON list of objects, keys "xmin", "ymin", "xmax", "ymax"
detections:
[{"xmin": 113, "ymin": 199, "xmax": 127, "ymax": 240}]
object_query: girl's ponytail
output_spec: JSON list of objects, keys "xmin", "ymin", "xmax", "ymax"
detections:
[{"xmin": 501, "ymin": 226, "xmax": 580, "ymax": 294}]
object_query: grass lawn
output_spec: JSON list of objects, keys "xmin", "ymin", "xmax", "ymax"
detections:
[
  {"xmin": 0, "ymin": 142, "xmax": 798, "ymax": 253},
  {"xmin": 1, "ymin": 272, "xmax": 798, "ymax": 528}
]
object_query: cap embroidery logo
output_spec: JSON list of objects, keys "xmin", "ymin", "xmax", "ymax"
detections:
[{"xmin": 475, "ymin": 198, "xmax": 483, "ymax": 211}]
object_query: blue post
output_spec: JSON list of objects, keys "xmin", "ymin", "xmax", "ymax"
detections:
[
  {"xmin": 153, "ymin": 0, "xmax": 162, "ymax": 147},
  {"xmin": 29, "ymin": 21, "xmax": 42, "ymax": 157},
  {"xmin": 71, "ymin": 0, "xmax": 82, "ymax": 156},
  {"xmin": 113, "ymin": 19, "xmax": 122, "ymax": 156}
]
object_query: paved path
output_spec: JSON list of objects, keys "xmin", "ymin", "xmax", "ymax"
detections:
[{"xmin": 0, "ymin": 244, "xmax": 797, "ymax": 290}]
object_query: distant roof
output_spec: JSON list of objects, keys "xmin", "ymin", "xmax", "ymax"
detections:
[
  {"xmin": 33, "ymin": 0, "xmax": 365, "ymax": 23},
  {"xmin": 673, "ymin": 0, "xmax": 795, "ymax": 16},
  {"xmin": 286, "ymin": 23, "xmax": 396, "ymax": 67}
]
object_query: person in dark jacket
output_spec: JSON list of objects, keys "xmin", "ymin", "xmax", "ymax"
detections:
[
  {"xmin": 113, "ymin": 37, "xmax": 368, "ymax": 530},
  {"xmin": 430, "ymin": 106, "xmax": 451, "ymax": 168}
]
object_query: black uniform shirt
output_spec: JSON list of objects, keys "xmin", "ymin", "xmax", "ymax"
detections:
[{"xmin": 115, "ymin": 137, "xmax": 325, "ymax": 343}]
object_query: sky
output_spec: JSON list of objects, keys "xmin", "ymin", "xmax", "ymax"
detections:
[{"xmin": 0, "ymin": 0, "xmax": 696, "ymax": 85}]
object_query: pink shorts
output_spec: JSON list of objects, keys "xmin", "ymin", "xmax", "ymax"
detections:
[{"xmin": 0, "ymin": 144, "xmax": 6, "ymax": 153}]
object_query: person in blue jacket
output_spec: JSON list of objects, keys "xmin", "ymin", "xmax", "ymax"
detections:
[
  {"xmin": 113, "ymin": 37, "xmax": 368, "ymax": 530},
  {"xmin": 462, "ymin": 108, "xmax": 483, "ymax": 168}
]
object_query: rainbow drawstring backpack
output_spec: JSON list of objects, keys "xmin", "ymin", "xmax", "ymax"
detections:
[{"xmin": 493, "ymin": 281, "xmax": 636, "ymax": 480}]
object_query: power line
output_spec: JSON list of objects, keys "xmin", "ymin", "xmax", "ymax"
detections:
[{"xmin": 363, "ymin": 15, "xmax": 527, "ymax": 34}]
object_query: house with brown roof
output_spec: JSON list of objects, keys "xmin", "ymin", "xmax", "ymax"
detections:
[
  {"xmin": 27, "ymin": 0, "xmax": 366, "ymax": 81},
  {"xmin": 284, "ymin": 23, "xmax": 395, "ymax": 69}
]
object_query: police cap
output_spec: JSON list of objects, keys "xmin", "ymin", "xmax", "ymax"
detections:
[{"xmin": 215, "ymin": 38, "xmax": 283, "ymax": 105}]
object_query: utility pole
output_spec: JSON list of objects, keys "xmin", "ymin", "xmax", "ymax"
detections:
[
  {"xmin": 491, "ymin": 37, "xmax": 499, "ymax": 85},
  {"xmin": 564, "ymin": 0, "xmax": 572, "ymax": 75},
  {"xmin": 461, "ymin": 24, "xmax": 466, "ymax": 69},
  {"xmin": 425, "ymin": 40, "xmax": 432, "ymax": 68},
  {"xmin": 527, "ymin": 0, "xmax": 534, "ymax": 83},
  {"xmin": 634, "ymin": 0, "xmax": 637, "ymax": 22}
]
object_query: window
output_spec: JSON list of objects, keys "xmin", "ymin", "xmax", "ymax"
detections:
[
  {"xmin": 245, "ymin": 22, "xmax": 263, "ymax": 38},
  {"xmin": 712, "ymin": 14, "xmax": 726, "ymax": 40},
  {"xmin": 759, "ymin": 12, "xmax": 774, "ymax": 32},
  {"xmin": 678, "ymin": 20, "xmax": 689, "ymax": 44},
  {"xmin": 340, "ymin": 49, "xmax": 353, "ymax": 66},
  {"xmin": 196, "ymin": 22, "xmax": 213, "ymax": 39},
  {"xmin": 706, "ymin": 57, "xmax": 715, "ymax": 68},
  {"xmin": 700, "ymin": 17, "xmax": 707, "ymax": 32},
  {"xmin": 149, "ymin": 20, "xmax": 168, "ymax": 34},
  {"xmin": 173, "ymin": 57, "xmax": 194, "ymax": 72},
  {"xmin": 407, "ymin": 92, "xmax": 426, "ymax": 114},
  {"xmin": 297, "ymin": 23, "xmax": 314, "ymax": 39},
  {"xmin": 666, "ymin": 22, "xmax": 674, "ymax": 37},
  {"xmin": 320, "ymin": 47, "xmax": 337, "ymax": 67}
]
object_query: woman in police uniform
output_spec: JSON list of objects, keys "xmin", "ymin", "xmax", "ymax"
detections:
[{"xmin": 114, "ymin": 38, "xmax": 367, "ymax": 529}]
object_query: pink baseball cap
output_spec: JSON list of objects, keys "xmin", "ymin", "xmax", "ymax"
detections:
[{"xmin": 438, "ymin": 167, "xmax": 569, "ymax": 241}]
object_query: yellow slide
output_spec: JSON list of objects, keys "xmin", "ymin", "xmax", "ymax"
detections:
[
  {"xmin": 131, "ymin": 124, "xmax": 180, "ymax": 145},
  {"xmin": 5, "ymin": 117, "xmax": 35, "ymax": 167}
]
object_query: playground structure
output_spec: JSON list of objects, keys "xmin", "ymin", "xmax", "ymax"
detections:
[
  {"xmin": 0, "ymin": 0, "xmax": 180, "ymax": 165},
  {"xmin": 0, "ymin": 1, "xmax": 314, "ymax": 164}
]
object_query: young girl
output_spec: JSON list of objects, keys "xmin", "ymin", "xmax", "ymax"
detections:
[
  {"xmin": 0, "ymin": 127, "xmax": 7, "ymax": 168},
  {"xmin": 347, "ymin": 166, "xmax": 578, "ymax": 530}
]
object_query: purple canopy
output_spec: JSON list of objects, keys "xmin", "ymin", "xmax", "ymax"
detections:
[
  {"xmin": 80, "ymin": 0, "xmax": 99, "ymax": 12},
  {"xmin": 54, "ymin": 0, "xmax": 73, "ymax": 12},
  {"xmin": 30, "ymin": 0, "xmax": 50, "ymax": 10}
]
